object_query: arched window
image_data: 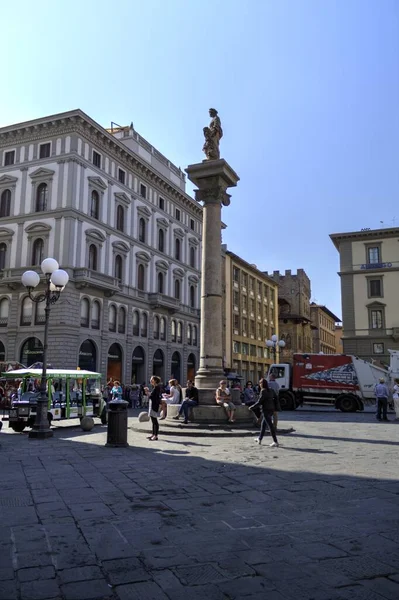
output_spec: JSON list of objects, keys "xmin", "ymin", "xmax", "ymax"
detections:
[
  {"xmin": 160, "ymin": 317, "xmax": 166, "ymax": 341},
  {"xmin": 157, "ymin": 272, "xmax": 164, "ymax": 294},
  {"xmin": 91, "ymin": 190, "xmax": 99, "ymax": 219},
  {"xmin": 80, "ymin": 298, "xmax": 90, "ymax": 327},
  {"xmin": 21, "ymin": 297, "xmax": 33, "ymax": 326},
  {"xmin": 0, "ymin": 243, "xmax": 7, "ymax": 270},
  {"xmin": 35, "ymin": 300, "xmax": 45, "ymax": 325},
  {"xmin": 137, "ymin": 264, "xmax": 145, "ymax": 291},
  {"xmin": 190, "ymin": 247, "xmax": 195, "ymax": 268},
  {"xmin": 88, "ymin": 244, "xmax": 97, "ymax": 271},
  {"xmin": 0, "ymin": 297, "xmax": 9, "ymax": 326},
  {"xmin": 153, "ymin": 316, "xmax": 160, "ymax": 340},
  {"xmin": 133, "ymin": 310, "xmax": 139, "ymax": 336},
  {"xmin": 0, "ymin": 189, "xmax": 11, "ymax": 218},
  {"xmin": 31, "ymin": 238, "xmax": 44, "ymax": 265},
  {"xmin": 115, "ymin": 255, "xmax": 123, "ymax": 281},
  {"xmin": 193, "ymin": 325, "xmax": 198, "ymax": 346},
  {"xmin": 116, "ymin": 205, "xmax": 124, "ymax": 232},
  {"xmin": 141, "ymin": 313, "xmax": 148, "ymax": 337},
  {"xmin": 36, "ymin": 183, "xmax": 48, "ymax": 212},
  {"xmin": 139, "ymin": 218, "xmax": 146, "ymax": 243},
  {"xmin": 174, "ymin": 279, "xmax": 180, "ymax": 300},
  {"xmin": 118, "ymin": 307, "xmax": 126, "ymax": 334},
  {"xmin": 158, "ymin": 229, "xmax": 164, "ymax": 253},
  {"xmin": 177, "ymin": 321, "xmax": 182, "ymax": 343},
  {"xmin": 171, "ymin": 320, "xmax": 176, "ymax": 342},
  {"xmin": 187, "ymin": 324, "xmax": 192, "ymax": 345},
  {"xmin": 190, "ymin": 285, "xmax": 195, "ymax": 308},
  {"xmin": 175, "ymin": 238, "xmax": 181, "ymax": 261},
  {"xmin": 92, "ymin": 300, "xmax": 101, "ymax": 329},
  {"xmin": 108, "ymin": 305, "xmax": 117, "ymax": 332}
]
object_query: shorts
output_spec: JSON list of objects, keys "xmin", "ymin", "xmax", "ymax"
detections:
[{"xmin": 217, "ymin": 400, "xmax": 235, "ymax": 411}]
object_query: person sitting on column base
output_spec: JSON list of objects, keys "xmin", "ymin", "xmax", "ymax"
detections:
[{"xmin": 173, "ymin": 380, "xmax": 199, "ymax": 424}]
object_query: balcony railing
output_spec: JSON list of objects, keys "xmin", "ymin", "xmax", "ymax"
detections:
[{"xmin": 0, "ymin": 317, "xmax": 8, "ymax": 327}]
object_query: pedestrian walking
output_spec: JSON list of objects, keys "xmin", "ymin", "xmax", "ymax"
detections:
[
  {"xmin": 173, "ymin": 380, "xmax": 199, "ymax": 424},
  {"xmin": 392, "ymin": 378, "xmax": 399, "ymax": 421},
  {"xmin": 148, "ymin": 376, "xmax": 162, "ymax": 441},
  {"xmin": 375, "ymin": 377, "xmax": 390, "ymax": 422},
  {"xmin": 216, "ymin": 380, "xmax": 236, "ymax": 423},
  {"xmin": 268, "ymin": 374, "xmax": 281, "ymax": 430},
  {"xmin": 250, "ymin": 378, "xmax": 279, "ymax": 447}
]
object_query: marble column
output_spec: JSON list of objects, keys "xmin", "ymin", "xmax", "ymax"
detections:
[{"xmin": 186, "ymin": 159, "xmax": 239, "ymax": 404}]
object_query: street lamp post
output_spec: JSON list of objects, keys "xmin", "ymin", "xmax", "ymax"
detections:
[
  {"xmin": 266, "ymin": 334, "xmax": 286, "ymax": 362},
  {"xmin": 21, "ymin": 258, "xmax": 69, "ymax": 439}
]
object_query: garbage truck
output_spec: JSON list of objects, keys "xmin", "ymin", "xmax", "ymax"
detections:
[{"xmin": 267, "ymin": 353, "xmax": 389, "ymax": 412}]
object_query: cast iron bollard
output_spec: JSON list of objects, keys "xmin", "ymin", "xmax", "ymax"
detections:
[{"xmin": 105, "ymin": 399, "xmax": 129, "ymax": 448}]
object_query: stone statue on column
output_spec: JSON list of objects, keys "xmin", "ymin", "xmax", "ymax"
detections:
[{"xmin": 203, "ymin": 108, "xmax": 223, "ymax": 161}]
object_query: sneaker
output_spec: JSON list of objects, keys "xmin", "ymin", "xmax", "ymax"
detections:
[
  {"xmin": 269, "ymin": 441, "xmax": 279, "ymax": 447},
  {"xmin": 172, "ymin": 415, "xmax": 180, "ymax": 420},
  {"xmin": 254, "ymin": 438, "xmax": 261, "ymax": 444}
]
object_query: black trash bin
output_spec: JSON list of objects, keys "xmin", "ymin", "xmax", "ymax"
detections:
[{"xmin": 105, "ymin": 400, "xmax": 129, "ymax": 448}]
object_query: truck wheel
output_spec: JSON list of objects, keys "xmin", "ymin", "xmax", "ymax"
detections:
[
  {"xmin": 10, "ymin": 422, "xmax": 26, "ymax": 432},
  {"xmin": 279, "ymin": 392, "xmax": 295, "ymax": 411},
  {"xmin": 339, "ymin": 395, "xmax": 358, "ymax": 412}
]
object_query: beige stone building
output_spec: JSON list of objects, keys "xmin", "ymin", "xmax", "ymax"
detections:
[
  {"xmin": 222, "ymin": 248, "xmax": 279, "ymax": 382},
  {"xmin": 334, "ymin": 325, "xmax": 344, "ymax": 354},
  {"xmin": 264, "ymin": 269, "xmax": 313, "ymax": 362},
  {"xmin": 310, "ymin": 303, "xmax": 341, "ymax": 354},
  {"xmin": 331, "ymin": 226, "xmax": 399, "ymax": 364}
]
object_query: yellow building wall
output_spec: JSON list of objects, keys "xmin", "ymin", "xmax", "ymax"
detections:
[{"xmin": 351, "ymin": 237, "xmax": 398, "ymax": 268}]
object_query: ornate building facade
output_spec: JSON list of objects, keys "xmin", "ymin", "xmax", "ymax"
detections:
[
  {"xmin": 223, "ymin": 248, "xmax": 279, "ymax": 381},
  {"xmin": 0, "ymin": 111, "xmax": 201, "ymax": 383},
  {"xmin": 310, "ymin": 303, "xmax": 341, "ymax": 354}
]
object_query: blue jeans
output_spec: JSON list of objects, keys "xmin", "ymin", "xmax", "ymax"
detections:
[
  {"xmin": 179, "ymin": 399, "xmax": 198, "ymax": 420},
  {"xmin": 376, "ymin": 397, "xmax": 388, "ymax": 420}
]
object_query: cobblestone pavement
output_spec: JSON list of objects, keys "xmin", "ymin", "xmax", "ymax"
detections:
[{"xmin": 0, "ymin": 410, "xmax": 398, "ymax": 600}]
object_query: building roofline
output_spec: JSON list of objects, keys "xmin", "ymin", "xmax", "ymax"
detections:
[
  {"xmin": 0, "ymin": 109, "xmax": 201, "ymax": 214},
  {"xmin": 310, "ymin": 303, "xmax": 341, "ymax": 323},
  {"xmin": 330, "ymin": 227, "xmax": 399, "ymax": 250},
  {"xmin": 224, "ymin": 250, "xmax": 277, "ymax": 286}
]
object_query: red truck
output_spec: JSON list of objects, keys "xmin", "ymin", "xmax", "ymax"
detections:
[{"xmin": 267, "ymin": 353, "xmax": 388, "ymax": 412}]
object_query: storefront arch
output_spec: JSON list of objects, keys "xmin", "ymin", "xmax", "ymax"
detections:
[
  {"xmin": 78, "ymin": 339, "xmax": 97, "ymax": 372},
  {"xmin": 20, "ymin": 337, "xmax": 43, "ymax": 366},
  {"xmin": 132, "ymin": 346, "xmax": 146, "ymax": 384},
  {"xmin": 107, "ymin": 343, "xmax": 123, "ymax": 382},
  {"xmin": 171, "ymin": 351, "xmax": 181, "ymax": 383},
  {"xmin": 0, "ymin": 340, "xmax": 5, "ymax": 362},
  {"xmin": 152, "ymin": 349, "xmax": 164, "ymax": 381}
]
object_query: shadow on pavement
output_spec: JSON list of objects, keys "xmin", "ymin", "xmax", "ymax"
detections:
[{"xmin": 0, "ymin": 413, "xmax": 398, "ymax": 600}]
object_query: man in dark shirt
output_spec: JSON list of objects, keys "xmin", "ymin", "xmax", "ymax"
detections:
[{"xmin": 173, "ymin": 380, "xmax": 199, "ymax": 424}]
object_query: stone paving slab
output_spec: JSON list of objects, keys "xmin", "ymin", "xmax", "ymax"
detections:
[{"xmin": 0, "ymin": 410, "xmax": 399, "ymax": 600}]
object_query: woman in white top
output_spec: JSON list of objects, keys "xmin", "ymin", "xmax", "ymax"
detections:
[
  {"xmin": 393, "ymin": 378, "xmax": 399, "ymax": 420},
  {"xmin": 160, "ymin": 379, "xmax": 182, "ymax": 419}
]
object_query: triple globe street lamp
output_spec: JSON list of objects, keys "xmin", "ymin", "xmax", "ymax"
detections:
[
  {"xmin": 21, "ymin": 258, "xmax": 69, "ymax": 439},
  {"xmin": 266, "ymin": 334, "xmax": 286, "ymax": 362}
]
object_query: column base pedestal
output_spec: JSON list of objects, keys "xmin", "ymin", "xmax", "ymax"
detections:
[
  {"xmin": 167, "ymin": 400, "xmax": 257, "ymax": 426},
  {"xmin": 28, "ymin": 428, "xmax": 54, "ymax": 439}
]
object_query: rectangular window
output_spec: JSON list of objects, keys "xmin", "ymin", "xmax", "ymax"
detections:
[
  {"xmin": 233, "ymin": 314, "xmax": 240, "ymax": 330},
  {"xmin": 140, "ymin": 184, "xmax": 147, "ymax": 198},
  {"xmin": 93, "ymin": 151, "xmax": 101, "ymax": 168},
  {"xmin": 190, "ymin": 218, "xmax": 195, "ymax": 231},
  {"xmin": 250, "ymin": 344, "xmax": 256, "ymax": 356},
  {"xmin": 370, "ymin": 310, "xmax": 383, "ymax": 329},
  {"xmin": 233, "ymin": 290, "xmax": 239, "ymax": 308},
  {"xmin": 39, "ymin": 143, "xmax": 51, "ymax": 159},
  {"xmin": 118, "ymin": 168, "xmax": 126, "ymax": 184},
  {"xmin": 250, "ymin": 321, "xmax": 255, "ymax": 336},
  {"xmin": 4, "ymin": 150, "xmax": 15, "ymax": 166},
  {"xmin": 373, "ymin": 342, "xmax": 384, "ymax": 354},
  {"xmin": 242, "ymin": 318, "xmax": 247, "ymax": 335},
  {"xmin": 175, "ymin": 208, "xmax": 181, "ymax": 221},
  {"xmin": 242, "ymin": 273, "xmax": 248, "ymax": 287},
  {"xmin": 249, "ymin": 277, "xmax": 255, "ymax": 291},
  {"xmin": 233, "ymin": 341, "xmax": 240, "ymax": 354},
  {"xmin": 369, "ymin": 279, "xmax": 382, "ymax": 298},
  {"xmin": 368, "ymin": 247, "xmax": 380, "ymax": 264},
  {"xmin": 233, "ymin": 267, "xmax": 239, "ymax": 283},
  {"xmin": 242, "ymin": 343, "xmax": 248, "ymax": 355},
  {"xmin": 159, "ymin": 197, "xmax": 165, "ymax": 210},
  {"xmin": 257, "ymin": 282, "xmax": 262, "ymax": 295}
]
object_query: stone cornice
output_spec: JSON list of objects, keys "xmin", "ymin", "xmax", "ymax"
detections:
[
  {"xmin": 330, "ymin": 228, "xmax": 399, "ymax": 249},
  {"xmin": 0, "ymin": 109, "xmax": 203, "ymax": 217}
]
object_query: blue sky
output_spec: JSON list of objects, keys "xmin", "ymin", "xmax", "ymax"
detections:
[{"xmin": 1, "ymin": 0, "xmax": 399, "ymax": 318}]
